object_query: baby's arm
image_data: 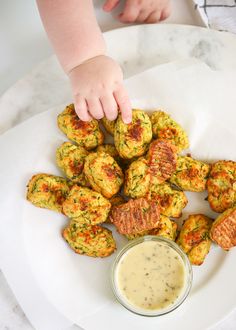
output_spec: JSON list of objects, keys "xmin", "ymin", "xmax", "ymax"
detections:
[{"xmin": 37, "ymin": 0, "xmax": 132, "ymax": 122}]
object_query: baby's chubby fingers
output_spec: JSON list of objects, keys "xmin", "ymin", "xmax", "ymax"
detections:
[
  {"xmin": 86, "ymin": 97, "xmax": 104, "ymax": 120},
  {"xmin": 114, "ymin": 86, "xmax": 132, "ymax": 124},
  {"xmin": 103, "ymin": 0, "xmax": 120, "ymax": 12},
  {"xmin": 68, "ymin": 55, "xmax": 128, "ymax": 122},
  {"xmin": 100, "ymin": 94, "xmax": 118, "ymax": 121},
  {"xmin": 74, "ymin": 94, "xmax": 92, "ymax": 121},
  {"xmin": 118, "ymin": 0, "xmax": 140, "ymax": 23},
  {"xmin": 136, "ymin": 9, "xmax": 151, "ymax": 23},
  {"xmin": 160, "ymin": 5, "xmax": 171, "ymax": 21},
  {"xmin": 145, "ymin": 10, "xmax": 161, "ymax": 23}
]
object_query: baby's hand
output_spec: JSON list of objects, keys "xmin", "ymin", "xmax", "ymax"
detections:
[
  {"xmin": 103, "ymin": 0, "xmax": 170, "ymax": 23},
  {"xmin": 68, "ymin": 55, "xmax": 132, "ymax": 123}
]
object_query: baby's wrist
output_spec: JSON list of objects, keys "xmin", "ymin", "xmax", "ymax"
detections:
[{"xmin": 67, "ymin": 54, "xmax": 108, "ymax": 75}]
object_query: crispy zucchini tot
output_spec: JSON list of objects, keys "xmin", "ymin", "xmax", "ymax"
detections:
[
  {"xmin": 177, "ymin": 214, "xmax": 212, "ymax": 265},
  {"xmin": 62, "ymin": 185, "xmax": 111, "ymax": 225},
  {"xmin": 210, "ymin": 206, "xmax": 236, "ymax": 250},
  {"xmin": 96, "ymin": 144, "xmax": 122, "ymax": 165},
  {"xmin": 105, "ymin": 195, "xmax": 126, "ymax": 224},
  {"xmin": 125, "ymin": 230, "xmax": 150, "ymax": 240},
  {"xmin": 56, "ymin": 142, "xmax": 89, "ymax": 186},
  {"xmin": 105, "ymin": 194, "xmax": 126, "ymax": 224},
  {"xmin": 110, "ymin": 198, "xmax": 160, "ymax": 235},
  {"xmin": 187, "ymin": 240, "xmax": 212, "ymax": 265},
  {"xmin": 147, "ymin": 139, "xmax": 177, "ymax": 185},
  {"xmin": 147, "ymin": 182, "xmax": 188, "ymax": 218},
  {"xmin": 26, "ymin": 173, "xmax": 71, "ymax": 213},
  {"xmin": 170, "ymin": 156, "xmax": 211, "ymax": 192},
  {"xmin": 57, "ymin": 104, "xmax": 104, "ymax": 150},
  {"xmin": 126, "ymin": 215, "xmax": 177, "ymax": 241},
  {"xmin": 114, "ymin": 109, "xmax": 152, "ymax": 159},
  {"xmin": 207, "ymin": 160, "xmax": 236, "ymax": 213},
  {"xmin": 124, "ymin": 157, "xmax": 150, "ymax": 198},
  {"xmin": 101, "ymin": 117, "xmax": 116, "ymax": 135},
  {"xmin": 63, "ymin": 221, "xmax": 116, "ymax": 257},
  {"xmin": 150, "ymin": 110, "xmax": 189, "ymax": 152},
  {"xmin": 150, "ymin": 215, "xmax": 178, "ymax": 241},
  {"xmin": 83, "ymin": 152, "xmax": 124, "ymax": 198}
]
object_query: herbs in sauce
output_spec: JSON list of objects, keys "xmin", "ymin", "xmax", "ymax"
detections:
[{"xmin": 117, "ymin": 241, "xmax": 186, "ymax": 311}]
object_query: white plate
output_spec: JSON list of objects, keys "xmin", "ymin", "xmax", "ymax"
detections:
[{"xmin": 1, "ymin": 58, "xmax": 236, "ymax": 330}]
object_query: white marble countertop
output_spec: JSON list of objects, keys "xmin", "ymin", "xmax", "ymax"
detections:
[
  {"xmin": 0, "ymin": 0, "xmax": 204, "ymax": 96},
  {"xmin": 1, "ymin": 1, "xmax": 236, "ymax": 330}
]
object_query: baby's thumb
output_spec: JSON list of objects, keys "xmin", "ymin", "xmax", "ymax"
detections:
[{"xmin": 103, "ymin": 0, "xmax": 120, "ymax": 12}]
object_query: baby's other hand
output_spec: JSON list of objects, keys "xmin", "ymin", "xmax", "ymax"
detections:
[
  {"xmin": 103, "ymin": 0, "xmax": 171, "ymax": 23},
  {"xmin": 68, "ymin": 55, "xmax": 132, "ymax": 123}
]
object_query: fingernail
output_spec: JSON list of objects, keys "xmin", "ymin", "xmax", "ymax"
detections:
[
  {"xmin": 123, "ymin": 117, "xmax": 132, "ymax": 124},
  {"xmin": 80, "ymin": 116, "xmax": 92, "ymax": 122}
]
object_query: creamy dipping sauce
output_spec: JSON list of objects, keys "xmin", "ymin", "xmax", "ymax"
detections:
[{"xmin": 116, "ymin": 241, "xmax": 186, "ymax": 311}]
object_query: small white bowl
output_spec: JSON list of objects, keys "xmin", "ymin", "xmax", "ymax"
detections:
[{"xmin": 111, "ymin": 235, "xmax": 192, "ymax": 316}]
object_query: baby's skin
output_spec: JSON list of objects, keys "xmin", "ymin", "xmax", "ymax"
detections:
[{"xmin": 37, "ymin": 0, "xmax": 171, "ymax": 122}]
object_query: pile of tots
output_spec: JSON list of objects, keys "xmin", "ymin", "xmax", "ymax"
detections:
[{"xmin": 26, "ymin": 104, "xmax": 236, "ymax": 264}]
